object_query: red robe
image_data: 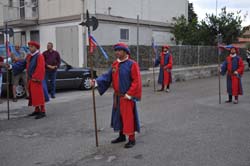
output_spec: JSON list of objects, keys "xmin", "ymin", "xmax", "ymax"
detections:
[
  {"xmin": 160, "ymin": 53, "xmax": 173, "ymax": 85},
  {"xmin": 26, "ymin": 53, "xmax": 45, "ymax": 106},
  {"xmin": 96, "ymin": 58, "xmax": 142, "ymax": 135},
  {"xmin": 156, "ymin": 52, "xmax": 173, "ymax": 86},
  {"xmin": 221, "ymin": 55, "xmax": 244, "ymax": 96}
]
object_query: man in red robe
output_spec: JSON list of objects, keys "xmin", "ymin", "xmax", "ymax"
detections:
[
  {"xmin": 10, "ymin": 41, "xmax": 47, "ymax": 119},
  {"xmin": 155, "ymin": 45, "xmax": 173, "ymax": 92},
  {"xmin": 91, "ymin": 42, "xmax": 142, "ymax": 148},
  {"xmin": 27, "ymin": 41, "xmax": 47, "ymax": 118},
  {"xmin": 220, "ymin": 45, "xmax": 244, "ymax": 104}
]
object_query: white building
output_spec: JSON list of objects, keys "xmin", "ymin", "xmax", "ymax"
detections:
[{"xmin": 0, "ymin": 0, "xmax": 188, "ymax": 67}]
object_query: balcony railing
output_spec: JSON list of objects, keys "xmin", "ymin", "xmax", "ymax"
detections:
[{"xmin": 3, "ymin": 3, "xmax": 38, "ymax": 26}]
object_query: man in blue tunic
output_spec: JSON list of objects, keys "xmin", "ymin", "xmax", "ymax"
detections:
[{"xmin": 91, "ymin": 42, "xmax": 142, "ymax": 148}]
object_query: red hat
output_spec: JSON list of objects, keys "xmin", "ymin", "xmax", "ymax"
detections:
[
  {"xmin": 162, "ymin": 45, "xmax": 170, "ymax": 50},
  {"xmin": 114, "ymin": 42, "xmax": 130, "ymax": 55},
  {"xmin": 28, "ymin": 41, "xmax": 40, "ymax": 49}
]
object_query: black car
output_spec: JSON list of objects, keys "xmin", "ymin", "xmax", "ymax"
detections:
[{"xmin": 1, "ymin": 59, "xmax": 97, "ymax": 98}]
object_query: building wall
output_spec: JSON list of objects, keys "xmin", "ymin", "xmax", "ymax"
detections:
[
  {"xmin": 8, "ymin": 22, "xmax": 84, "ymax": 67},
  {"xmin": 92, "ymin": 22, "xmax": 175, "ymax": 46},
  {"xmin": 39, "ymin": 22, "xmax": 84, "ymax": 67},
  {"xmin": 0, "ymin": 0, "xmax": 188, "ymax": 66},
  {"xmin": 39, "ymin": 0, "xmax": 83, "ymax": 20},
  {"xmin": 88, "ymin": 0, "xmax": 188, "ymax": 23},
  {"xmin": 38, "ymin": 0, "xmax": 188, "ymax": 23}
]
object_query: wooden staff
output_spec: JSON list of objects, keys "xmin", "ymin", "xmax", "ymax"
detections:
[
  {"xmin": 218, "ymin": 34, "xmax": 222, "ymax": 104},
  {"xmin": 151, "ymin": 38, "xmax": 156, "ymax": 92},
  {"xmin": 82, "ymin": 10, "xmax": 99, "ymax": 147},
  {"xmin": 89, "ymin": 49, "xmax": 99, "ymax": 147}
]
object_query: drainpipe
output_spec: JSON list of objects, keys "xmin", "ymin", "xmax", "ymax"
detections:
[{"xmin": 81, "ymin": 0, "xmax": 87, "ymax": 67}]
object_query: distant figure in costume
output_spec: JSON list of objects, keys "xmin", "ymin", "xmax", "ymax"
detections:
[
  {"xmin": 10, "ymin": 41, "xmax": 49, "ymax": 119},
  {"xmin": 220, "ymin": 45, "xmax": 244, "ymax": 104},
  {"xmin": 91, "ymin": 42, "xmax": 142, "ymax": 148},
  {"xmin": 154, "ymin": 45, "xmax": 173, "ymax": 92}
]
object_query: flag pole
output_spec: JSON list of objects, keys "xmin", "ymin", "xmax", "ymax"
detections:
[
  {"xmin": 90, "ymin": 49, "xmax": 99, "ymax": 147},
  {"xmin": 217, "ymin": 35, "xmax": 222, "ymax": 104},
  {"xmin": 86, "ymin": 10, "xmax": 99, "ymax": 147},
  {"xmin": 151, "ymin": 38, "xmax": 156, "ymax": 92}
]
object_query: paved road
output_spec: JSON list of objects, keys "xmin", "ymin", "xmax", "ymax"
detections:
[{"xmin": 0, "ymin": 72, "xmax": 250, "ymax": 166}]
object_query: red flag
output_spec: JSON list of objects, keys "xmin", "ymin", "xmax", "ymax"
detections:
[{"xmin": 89, "ymin": 34, "xmax": 97, "ymax": 54}]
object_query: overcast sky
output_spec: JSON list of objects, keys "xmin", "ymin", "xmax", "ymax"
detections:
[{"xmin": 188, "ymin": 0, "xmax": 250, "ymax": 27}]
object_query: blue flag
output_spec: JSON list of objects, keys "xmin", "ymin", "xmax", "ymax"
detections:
[{"xmin": 88, "ymin": 33, "xmax": 109, "ymax": 60}]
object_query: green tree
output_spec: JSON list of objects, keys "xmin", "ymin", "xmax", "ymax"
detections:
[
  {"xmin": 199, "ymin": 7, "xmax": 243, "ymax": 45},
  {"xmin": 172, "ymin": 6, "xmax": 244, "ymax": 46},
  {"xmin": 188, "ymin": 3, "xmax": 198, "ymax": 23},
  {"xmin": 172, "ymin": 3, "xmax": 200, "ymax": 45}
]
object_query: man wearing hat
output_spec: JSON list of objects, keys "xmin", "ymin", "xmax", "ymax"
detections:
[
  {"xmin": 10, "ymin": 41, "xmax": 49, "ymax": 119},
  {"xmin": 154, "ymin": 45, "xmax": 173, "ymax": 92},
  {"xmin": 220, "ymin": 45, "xmax": 244, "ymax": 104},
  {"xmin": 91, "ymin": 42, "xmax": 142, "ymax": 148}
]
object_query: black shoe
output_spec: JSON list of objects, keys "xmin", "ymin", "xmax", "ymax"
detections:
[
  {"xmin": 28, "ymin": 111, "xmax": 39, "ymax": 116},
  {"xmin": 51, "ymin": 95, "xmax": 56, "ymax": 99},
  {"xmin": 225, "ymin": 100, "xmax": 232, "ymax": 103},
  {"xmin": 233, "ymin": 100, "xmax": 238, "ymax": 104},
  {"xmin": 124, "ymin": 140, "xmax": 136, "ymax": 148},
  {"xmin": 111, "ymin": 135, "xmax": 126, "ymax": 144},
  {"xmin": 35, "ymin": 112, "xmax": 46, "ymax": 119},
  {"xmin": 157, "ymin": 89, "xmax": 164, "ymax": 92}
]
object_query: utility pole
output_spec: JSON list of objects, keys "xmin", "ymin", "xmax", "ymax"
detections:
[
  {"xmin": 216, "ymin": 0, "xmax": 222, "ymax": 104},
  {"xmin": 81, "ymin": 0, "xmax": 87, "ymax": 67},
  {"xmin": 136, "ymin": 15, "xmax": 140, "ymax": 63}
]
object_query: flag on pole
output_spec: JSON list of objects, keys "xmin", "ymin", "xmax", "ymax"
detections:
[
  {"xmin": 88, "ymin": 32, "xmax": 109, "ymax": 60},
  {"xmin": 88, "ymin": 33, "xmax": 97, "ymax": 54},
  {"xmin": 151, "ymin": 37, "xmax": 158, "ymax": 57}
]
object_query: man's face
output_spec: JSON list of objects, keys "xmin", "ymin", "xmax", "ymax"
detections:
[
  {"xmin": 163, "ymin": 48, "xmax": 168, "ymax": 54},
  {"xmin": 47, "ymin": 43, "xmax": 53, "ymax": 50},
  {"xmin": 29, "ymin": 45, "xmax": 37, "ymax": 53},
  {"xmin": 230, "ymin": 48, "xmax": 236, "ymax": 54},
  {"xmin": 115, "ymin": 49, "xmax": 127, "ymax": 60},
  {"xmin": 15, "ymin": 45, "xmax": 20, "ymax": 52}
]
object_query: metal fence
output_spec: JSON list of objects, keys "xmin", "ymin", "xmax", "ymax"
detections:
[{"xmin": 89, "ymin": 45, "xmax": 247, "ymax": 70}]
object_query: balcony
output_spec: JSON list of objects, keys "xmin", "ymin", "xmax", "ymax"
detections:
[{"xmin": 3, "ymin": 2, "xmax": 38, "ymax": 27}]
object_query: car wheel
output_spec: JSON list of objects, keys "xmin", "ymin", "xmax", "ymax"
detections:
[
  {"xmin": 81, "ymin": 77, "xmax": 91, "ymax": 90},
  {"xmin": 16, "ymin": 84, "xmax": 26, "ymax": 98}
]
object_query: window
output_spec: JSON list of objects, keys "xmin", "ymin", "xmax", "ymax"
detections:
[
  {"xmin": 120, "ymin": 28, "xmax": 129, "ymax": 41},
  {"xmin": 8, "ymin": 0, "xmax": 13, "ymax": 7},
  {"xmin": 31, "ymin": 0, "xmax": 38, "ymax": 17},
  {"xmin": 20, "ymin": 0, "xmax": 25, "ymax": 18},
  {"xmin": 30, "ymin": 30, "xmax": 40, "ymax": 43}
]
